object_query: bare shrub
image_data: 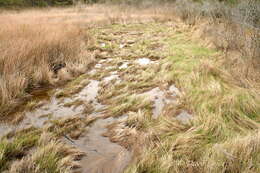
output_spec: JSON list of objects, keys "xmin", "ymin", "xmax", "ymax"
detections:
[
  {"xmin": 205, "ymin": 0, "xmax": 260, "ymax": 85},
  {"xmin": 172, "ymin": 0, "xmax": 260, "ymax": 85},
  {"xmin": 174, "ymin": 0, "xmax": 202, "ymax": 25}
]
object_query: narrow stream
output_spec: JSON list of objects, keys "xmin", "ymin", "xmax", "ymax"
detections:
[{"xmin": 0, "ymin": 56, "xmax": 191, "ymax": 173}]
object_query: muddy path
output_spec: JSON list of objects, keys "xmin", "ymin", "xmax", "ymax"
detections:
[{"xmin": 0, "ymin": 22, "xmax": 192, "ymax": 173}]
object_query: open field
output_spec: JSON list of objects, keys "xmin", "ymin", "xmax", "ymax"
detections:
[{"xmin": 0, "ymin": 1, "xmax": 259, "ymax": 173}]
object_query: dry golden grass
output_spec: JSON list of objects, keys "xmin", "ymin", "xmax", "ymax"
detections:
[
  {"xmin": 9, "ymin": 132, "xmax": 84, "ymax": 173},
  {"xmin": 0, "ymin": 8, "xmax": 94, "ymax": 117}
]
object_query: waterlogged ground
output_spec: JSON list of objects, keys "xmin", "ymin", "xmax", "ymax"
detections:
[{"xmin": 0, "ymin": 22, "xmax": 193, "ymax": 172}]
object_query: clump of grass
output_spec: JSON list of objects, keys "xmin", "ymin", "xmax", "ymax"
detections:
[
  {"xmin": 125, "ymin": 110, "xmax": 153, "ymax": 131},
  {"xmin": 105, "ymin": 94, "xmax": 153, "ymax": 117},
  {"xmin": 9, "ymin": 132, "xmax": 84, "ymax": 173},
  {"xmin": 204, "ymin": 130, "xmax": 260, "ymax": 173},
  {"xmin": 55, "ymin": 75, "xmax": 90, "ymax": 98},
  {"xmin": 47, "ymin": 116, "xmax": 97, "ymax": 139},
  {"xmin": 106, "ymin": 110, "xmax": 153, "ymax": 151},
  {"xmin": 0, "ymin": 127, "xmax": 41, "ymax": 171},
  {"xmin": 0, "ymin": 120, "xmax": 89, "ymax": 172},
  {"xmin": 63, "ymin": 99, "xmax": 85, "ymax": 108}
]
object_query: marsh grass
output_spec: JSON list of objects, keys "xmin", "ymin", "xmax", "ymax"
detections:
[
  {"xmin": 55, "ymin": 75, "xmax": 90, "ymax": 99},
  {"xmin": 9, "ymin": 132, "xmax": 84, "ymax": 173},
  {"xmin": 105, "ymin": 94, "xmax": 153, "ymax": 118},
  {"xmin": 48, "ymin": 116, "xmax": 96, "ymax": 139},
  {"xmin": 125, "ymin": 24, "xmax": 260, "ymax": 173},
  {"xmin": 0, "ymin": 127, "xmax": 41, "ymax": 171},
  {"xmin": 89, "ymin": 17, "xmax": 259, "ymax": 173},
  {"xmin": 1, "ymin": 3, "xmax": 259, "ymax": 173},
  {"xmin": 0, "ymin": 11, "xmax": 93, "ymax": 118}
]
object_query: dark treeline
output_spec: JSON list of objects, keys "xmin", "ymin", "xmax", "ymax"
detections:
[
  {"xmin": 0, "ymin": 0, "xmax": 244, "ymax": 7},
  {"xmin": 0, "ymin": 0, "xmax": 74, "ymax": 7}
]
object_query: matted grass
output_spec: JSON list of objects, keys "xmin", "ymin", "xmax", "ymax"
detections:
[{"xmin": 124, "ymin": 23, "xmax": 260, "ymax": 173}]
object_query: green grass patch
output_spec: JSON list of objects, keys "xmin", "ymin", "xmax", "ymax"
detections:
[
  {"xmin": 0, "ymin": 128, "xmax": 40, "ymax": 171},
  {"xmin": 126, "ymin": 24, "xmax": 260, "ymax": 173}
]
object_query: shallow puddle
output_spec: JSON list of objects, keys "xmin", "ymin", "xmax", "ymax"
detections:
[
  {"xmin": 74, "ymin": 117, "xmax": 131, "ymax": 173},
  {"xmin": 0, "ymin": 124, "xmax": 13, "ymax": 138},
  {"xmin": 141, "ymin": 85, "xmax": 181, "ymax": 118},
  {"xmin": 0, "ymin": 80, "xmax": 102, "ymax": 137},
  {"xmin": 169, "ymin": 85, "xmax": 181, "ymax": 97},
  {"xmin": 24, "ymin": 97, "xmax": 82, "ymax": 124},
  {"xmin": 103, "ymin": 74, "xmax": 120, "ymax": 83},
  {"xmin": 176, "ymin": 110, "xmax": 193, "ymax": 124},
  {"xmin": 136, "ymin": 58, "xmax": 153, "ymax": 66},
  {"xmin": 142, "ymin": 87, "xmax": 166, "ymax": 118},
  {"xmin": 76, "ymin": 80, "xmax": 99, "ymax": 102}
]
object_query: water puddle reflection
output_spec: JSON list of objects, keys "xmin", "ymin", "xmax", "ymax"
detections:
[
  {"xmin": 135, "ymin": 58, "xmax": 153, "ymax": 66},
  {"xmin": 74, "ymin": 117, "xmax": 131, "ymax": 173}
]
